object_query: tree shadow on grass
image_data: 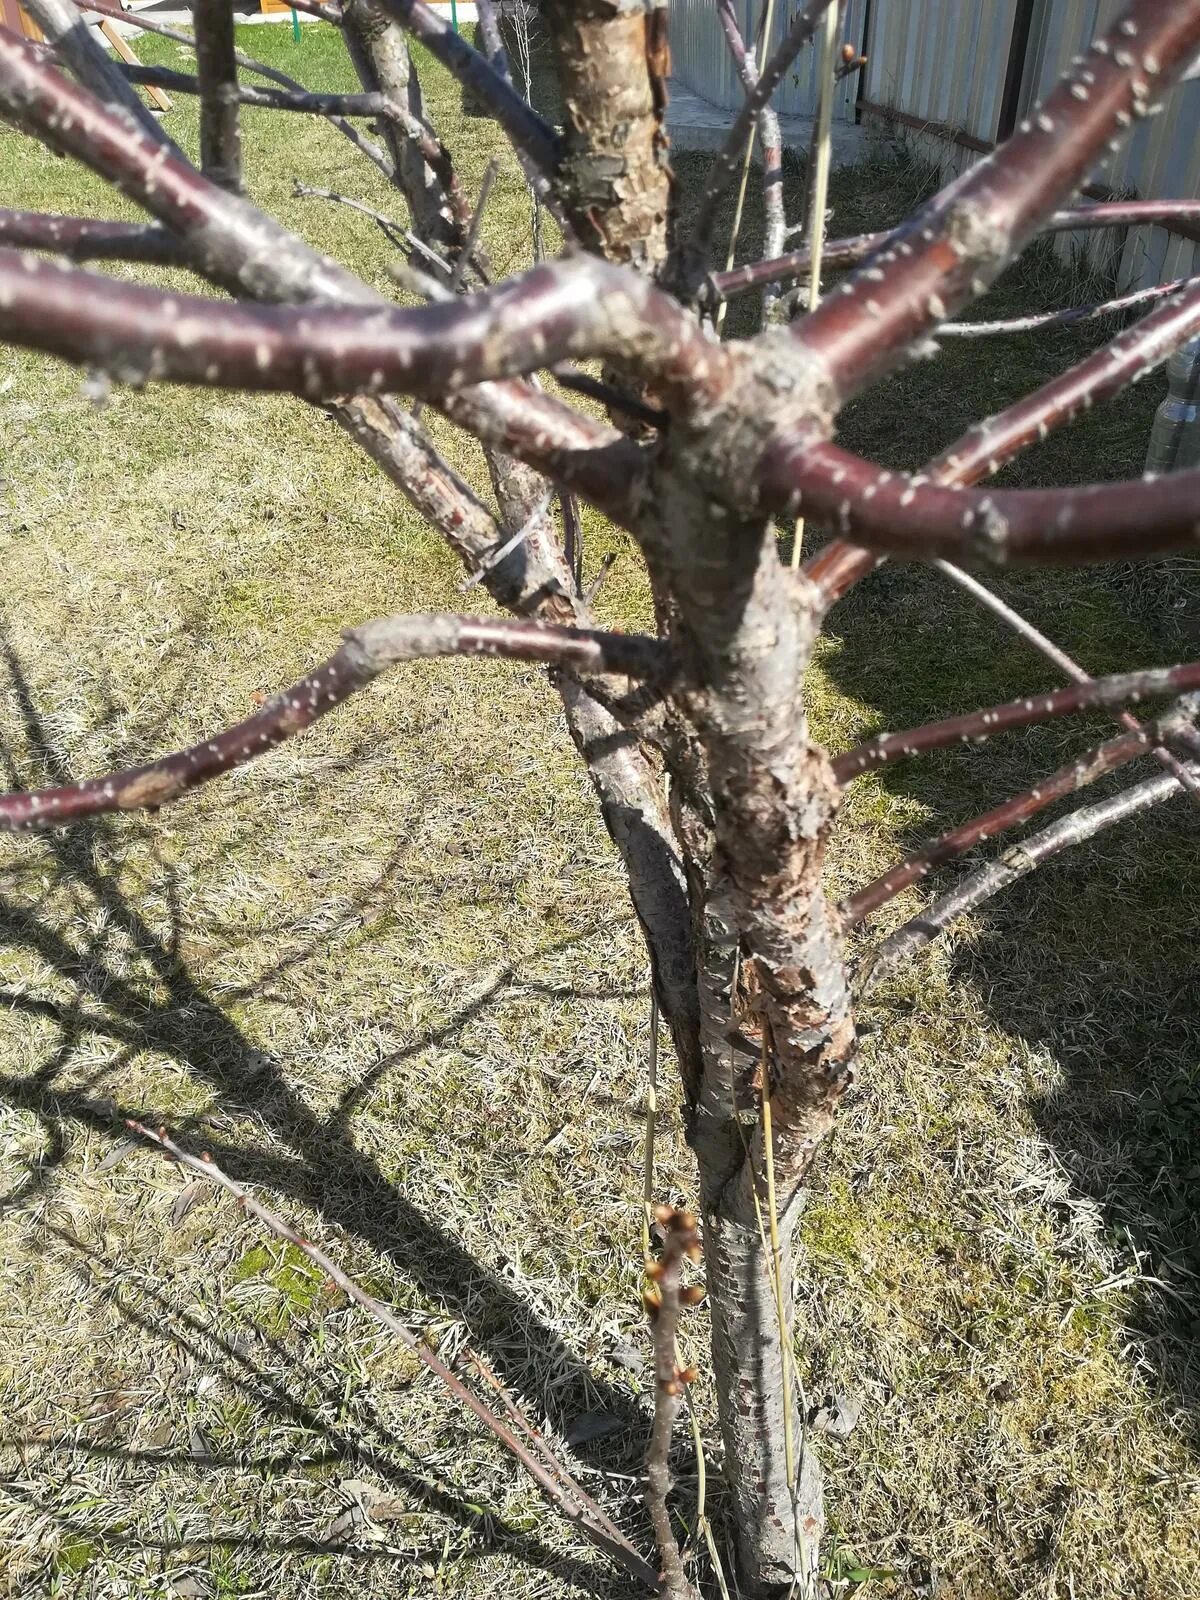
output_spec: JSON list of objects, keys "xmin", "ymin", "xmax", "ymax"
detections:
[
  {"xmin": 4, "ymin": 1223, "xmax": 623, "ymax": 1596},
  {"xmin": 0, "ymin": 631, "xmax": 656, "ymax": 1594},
  {"xmin": 818, "ymin": 544, "xmax": 1200, "ymax": 1421}
]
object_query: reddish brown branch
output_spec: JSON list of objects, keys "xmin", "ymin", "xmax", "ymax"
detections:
[
  {"xmin": 709, "ymin": 201, "xmax": 1200, "ymax": 305},
  {"xmin": 0, "ymin": 31, "xmax": 646, "ymax": 522},
  {"xmin": 766, "ymin": 433, "xmax": 1200, "ymax": 566},
  {"xmin": 0, "ymin": 208, "xmax": 182, "ymax": 265},
  {"xmin": 124, "ymin": 1120, "xmax": 658, "ymax": 1589},
  {"xmin": 0, "ymin": 615, "xmax": 669, "ymax": 832},
  {"xmin": 834, "ymin": 661, "xmax": 1200, "ymax": 781},
  {"xmin": 861, "ymin": 768, "xmax": 1190, "ymax": 980},
  {"xmin": 786, "ymin": 0, "xmax": 1200, "ymax": 401},
  {"xmin": 0, "ymin": 246, "xmax": 725, "ymax": 423},
  {"xmin": 841, "ymin": 727, "xmax": 1159, "ymax": 925},
  {"xmin": 806, "ymin": 278, "xmax": 1200, "ymax": 599}
]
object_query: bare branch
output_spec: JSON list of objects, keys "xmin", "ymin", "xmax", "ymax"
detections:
[
  {"xmin": 123, "ymin": 1120, "xmax": 658, "ymax": 1589},
  {"xmin": 786, "ymin": 0, "xmax": 1200, "ymax": 401},
  {"xmin": 807, "ymin": 277, "xmax": 1200, "ymax": 599},
  {"xmin": 474, "ymin": 0, "xmax": 574, "ymax": 243},
  {"xmin": 371, "ymin": 0, "xmax": 559, "ymax": 183},
  {"xmin": 193, "ymin": 0, "xmax": 242, "ymax": 193},
  {"xmin": 709, "ymin": 201, "xmax": 1200, "ymax": 307},
  {"xmin": 79, "ymin": 0, "xmax": 397, "ymax": 181},
  {"xmin": 20, "ymin": 0, "xmax": 183, "ymax": 155},
  {"xmin": 833, "ymin": 661, "xmax": 1200, "ymax": 781},
  {"xmin": 861, "ymin": 769, "xmax": 1190, "ymax": 983},
  {"xmin": 842, "ymin": 726, "xmax": 1161, "ymax": 926},
  {"xmin": 0, "ymin": 208, "xmax": 181, "ymax": 266},
  {"xmin": 0, "ymin": 32, "xmax": 646, "ymax": 522},
  {"xmin": 682, "ymin": 0, "xmax": 837, "ymax": 285},
  {"xmin": 765, "ymin": 432, "xmax": 1200, "ymax": 566},
  {"xmin": 713, "ymin": 0, "xmax": 787, "ymax": 324},
  {"xmin": 929, "ymin": 563, "xmax": 1200, "ymax": 810},
  {"xmin": 940, "ymin": 275, "xmax": 1195, "ymax": 336},
  {"xmin": 0, "ymin": 247, "xmax": 726, "ymax": 426},
  {"xmin": 0, "ymin": 614, "xmax": 670, "ymax": 832}
]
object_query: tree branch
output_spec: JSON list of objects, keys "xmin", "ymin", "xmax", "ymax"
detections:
[
  {"xmin": 764, "ymin": 432, "xmax": 1200, "ymax": 566},
  {"xmin": 194, "ymin": 0, "xmax": 242, "ymax": 193},
  {"xmin": 786, "ymin": 0, "xmax": 1200, "ymax": 401},
  {"xmin": 20, "ymin": 0, "xmax": 183, "ymax": 155},
  {"xmin": 680, "ymin": 0, "xmax": 837, "ymax": 286},
  {"xmin": 806, "ymin": 277, "xmax": 1200, "ymax": 598},
  {"xmin": 79, "ymin": 0, "xmax": 397, "ymax": 181},
  {"xmin": 0, "ymin": 246, "xmax": 726, "ymax": 426},
  {"xmin": 940, "ymin": 275, "xmax": 1194, "ymax": 335},
  {"xmin": 340, "ymin": 0, "xmax": 469, "ymax": 260},
  {"xmin": 474, "ymin": 0, "xmax": 574, "ymax": 243},
  {"xmin": 834, "ymin": 661, "xmax": 1200, "ymax": 781},
  {"xmin": 371, "ymin": 0, "xmax": 559, "ymax": 183},
  {"xmin": 0, "ymin": 208, "xmax": 182, "ymax": 265},
  {"xmin": 0, "ymin": 31, "xmax": 646, "ymax": 523},
  {"xmin": 708, "ymin": 201, "xmax": 1200, "ymax": 306},
  {"xmin": 0, "ymin": 614, "xmax": 670, "ymax": 832},
  {"xmin": 841, "ymin": 725, "xmax": 1166, "ymax": 925},
  {"xmin": 860, "ymin": 769, "xmax": 1191, "ymax": 984},
  {"xmin": 713, "ymin": 0, "xmax": 787, "ymax": 323}
]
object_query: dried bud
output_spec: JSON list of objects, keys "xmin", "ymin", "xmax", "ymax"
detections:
[
  {"xmin": 157, "ymin": 1126, "xmax": 168, "ymax": 1140},
  {"xmin": 662, "ymin": 1379, "xmax": 682, "ymax": 1397},
  {"xmin": 200, "ymin": 1151, "xmax": 213, "ymax": 1163},
  {"xmin": 676, "ymin": 1364, "xmax": 701, "ymax": 1385},
  {"xmin": 841, "ymin": 42, "xmax": 856, "ymax": 62},
  {"xmin": 642, "ymin": 1284, "xmax": 663, "ymax": 1314},
  {"xmin": 685, "ymin": 1243, "xmax": 703, "ymax": 1264},
  {"xmin": 676, "ymin": 1209, "xmax": 698, "ymax": 1233},
  {"xmin": 681, "ymin": 1284, "xmax": 707, "ymax": 1306},
  {"xmin": 653, "ymin": 1202, "xmax": 675, "ymax": 1226},
  {"xmin": 644, "ymin": 1257, "xmax": 666, "ymax": 1281}
]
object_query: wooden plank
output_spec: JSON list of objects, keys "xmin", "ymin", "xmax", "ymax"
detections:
[{"xmin": 98, "ymin": 15, "xmax": 172, "ymax": 111}]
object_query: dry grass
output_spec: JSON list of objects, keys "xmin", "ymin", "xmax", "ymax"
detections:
[{"xmin": 1, "ymin": 23, "xmax": 1199, "ymax": 1600}]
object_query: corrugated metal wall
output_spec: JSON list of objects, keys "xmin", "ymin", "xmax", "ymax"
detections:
[
  {"xmin": 1017, "ymin": 0, "xmax": 1199, "ymax": 286},
  {"xmin": 859, "ymin": 0, "xmax": 1021, "ymax": 147},
  {"xmin": 669, "ymin": 0, "xmax": 870, "ymax": 118},
  {"xmin": 669, "ymin": 0, "xmax": 1199, "ymax": 287}
]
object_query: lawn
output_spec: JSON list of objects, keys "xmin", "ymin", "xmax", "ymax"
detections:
[{"xmin": 1, "ymin": 20, "xmax": 1199, "ymax": 1600}]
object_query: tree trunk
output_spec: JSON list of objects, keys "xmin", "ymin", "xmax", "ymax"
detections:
[{"xmin": 700, "ymin": 1164, "xmax": 823, "ymax": 1593}]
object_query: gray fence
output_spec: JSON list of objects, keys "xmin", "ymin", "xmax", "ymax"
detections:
[{"xmin": 669, "ymin": 0, "xmax": 1199, "ymax": 288}]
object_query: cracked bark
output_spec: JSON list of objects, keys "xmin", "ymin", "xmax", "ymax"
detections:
[{"xmin": 541, "ymin": 0, "xmax": 672, "ymax": 273}]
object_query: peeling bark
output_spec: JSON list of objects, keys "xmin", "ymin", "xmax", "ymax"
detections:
[{"xmin": 541, "ymin": 0, "xmax": 672, "ymax": 273}]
